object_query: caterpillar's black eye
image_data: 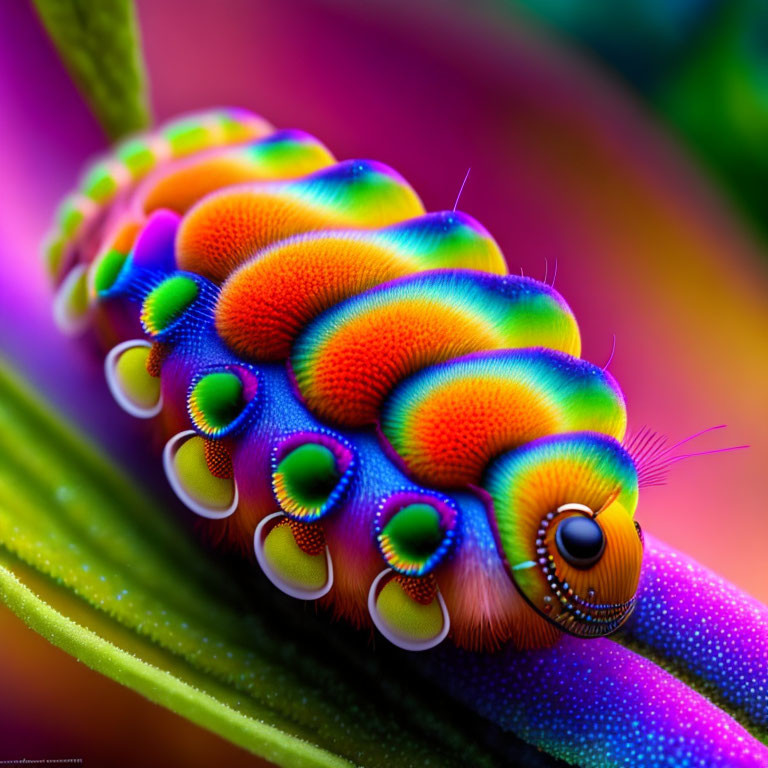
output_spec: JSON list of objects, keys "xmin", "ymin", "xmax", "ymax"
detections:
[{"xmin": 555, "ymin": 515, "xmax": 605, "ymax": 568}]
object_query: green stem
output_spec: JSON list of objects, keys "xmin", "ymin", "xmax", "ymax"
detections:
[{"xmin": 31, "ymin": 0, "xmax": 152, "ymax": 140}]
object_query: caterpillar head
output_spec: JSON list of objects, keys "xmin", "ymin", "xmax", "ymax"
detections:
[{"xmin": 486, "ymin": 432, "xmax": 642, "ymax": 637}]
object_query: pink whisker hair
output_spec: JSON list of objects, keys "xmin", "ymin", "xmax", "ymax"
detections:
[{"xmin": 624, "ymin": 424, "xmax": 748, "ymax": 488}]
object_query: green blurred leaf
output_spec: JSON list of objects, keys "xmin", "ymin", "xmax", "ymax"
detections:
[
  {"xmin": 30, "ymin": 0, "xmax": 151, "ymax": 140},
  {"xmin": 654, "ymin": 0, "xmax": 768, "ymax": 243}
]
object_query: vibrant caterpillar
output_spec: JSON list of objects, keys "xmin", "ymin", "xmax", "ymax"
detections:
[
  {"xmin": 46, "ymin": 106, "xmax": 641, "ymax": 653},
  {"xmin": 47, "ymin": 108, "xmax": 768, "ymax": 767}
]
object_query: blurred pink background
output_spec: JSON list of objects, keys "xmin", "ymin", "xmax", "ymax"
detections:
[{"xmin": 1, "ymin": 0, "xmax": 766, "ymax": 764}]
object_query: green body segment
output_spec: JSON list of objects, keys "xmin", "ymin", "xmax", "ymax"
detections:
[{"xmin": 116, "ymin": 138, "xmax": 156, "ymax": 178}]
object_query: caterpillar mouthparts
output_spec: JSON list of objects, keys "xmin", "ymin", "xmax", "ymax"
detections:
[{"xmin": 48, "ymin": 107, "xmax": 643, "ymax": 652}]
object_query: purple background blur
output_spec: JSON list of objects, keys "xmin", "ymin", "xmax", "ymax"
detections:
[{"xmin": 1, "ymin": 0, "xmax": 766, "ymax": 765}]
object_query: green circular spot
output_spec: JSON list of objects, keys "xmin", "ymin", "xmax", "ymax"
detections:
[
  {"xmin": 144, "ymin": 275, "xmax": 198, "ymax": 332},
  {"xmin": 115, "ymin": 347, "xmax": 160, "ymax": 409},
  {"xmin": 383, "ymin": 504, "xmax": 443, "ymax": 561},
  {"xmin": 44, "ymin": 237, "xmax": 66, "ymax": 278},
  {"xmin": 277, "ymin": 444, "xmax": 340, "ymax": 508},
  {"xmin": 173, "ymin": 436, "xmax": 234, "ymax": 509},
  {"xmin": 193, "ymin": 371, "xmax": 244, "ymax": 428},
  {"xmin": 94, "ymin": 249, "xmax": 128, "ymax": 294},
  {"xmin": 376, "ymin": 579, "xmax": 443, "ymax": 641},
  {"xmin": 262, "ymin": 523, "xmax": 327, "ymax": 591},
  {"xmin": 66, "ymin": 269, "xmax": 90, "ymax": 315}
]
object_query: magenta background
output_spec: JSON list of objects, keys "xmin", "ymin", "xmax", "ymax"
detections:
[{"xmin": 0, "ymin": 1, "xmax": 766, "ymax": 765}]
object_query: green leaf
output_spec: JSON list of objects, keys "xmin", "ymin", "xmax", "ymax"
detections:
[
  {"xmin": 0, "ymin": 553, "xmax": 349, "ymax": 768},
  {"xmin": 30, "ymin": 0, "xmax": 151, "ymax": 140},
  {"xmin": 0, "ymin": 358, "xmax": 517, "ymax": 767}
]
